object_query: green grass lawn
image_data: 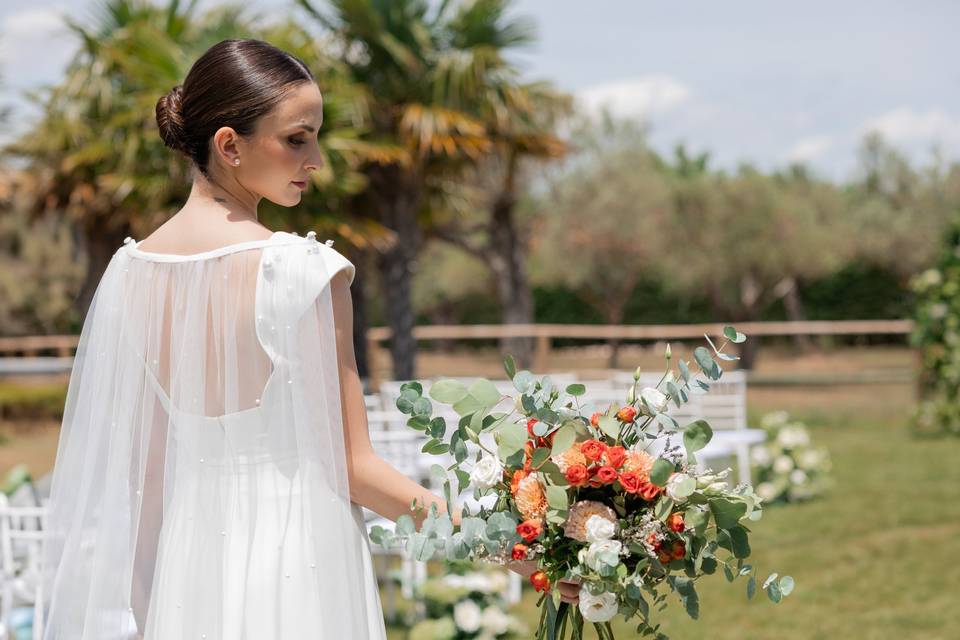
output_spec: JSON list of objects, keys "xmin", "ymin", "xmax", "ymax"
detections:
[{"xmin": 386, "ymin": 378, "xmax": 960, "ymax": 640}]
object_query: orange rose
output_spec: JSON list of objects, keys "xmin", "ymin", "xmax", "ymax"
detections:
[
  {"xmin": 517, "ymin": 518, "xmax": 543, "ymax": 543},
  {"xmin": 511, "ymin": 543, "xmax": 528, "ymax": 560},
  {"xmin": 640, "ymin": 481, "xmax": 662, "ymax": 501},
  {"xmin": 604, "ymin": 445, "xmax": 627, "ymax": 469},
  {"xmin": 530, "ymin": 570, "xmax": 551, "ymax": 592},
  {"xmin": 618, "ymin": 471, "xmax": 642, "ymax": 494},
  {"xmin": 565, "ymin": 463, "xmax": 589, "ymax": 487},
  {"xmin": 667, "ymin": 512, "xmax": 685, "ymax": 533},
  {"xmin": 579, "ymin": 439, "xmax": 607, "ymax": 462},
  {"xmin": 616, "ymin": 406, "xmax": 638, "ymax": 423},
  {"xmin": 590, "ymin": 412, "xmax": 602, "ymax": 428},
  {"xmin": 671, "ymin": 540, "xmax": 686, "ymax": 560},
  {"xmin": 596, "ymin": 465, "xmax": 618, "ymax": 484}
]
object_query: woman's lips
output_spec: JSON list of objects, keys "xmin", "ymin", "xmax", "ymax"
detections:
[{"xmin": 292, "ymin": 180, "xmax": 307, "ymax": 190}]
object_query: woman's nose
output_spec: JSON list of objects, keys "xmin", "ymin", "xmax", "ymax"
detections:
[{"xmin": 305, "ymin": 147, "xmax": 324, "ymax": 172}]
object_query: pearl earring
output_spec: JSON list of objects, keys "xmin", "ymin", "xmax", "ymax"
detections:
[{"xmin": 234, "ymin": 158, "xmax": 240, "ymax": 166}]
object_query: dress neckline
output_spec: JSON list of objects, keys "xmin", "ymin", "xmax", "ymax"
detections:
[{"xmin": 124, "ymin": 230, "xmax": 297, "ymax": 262}]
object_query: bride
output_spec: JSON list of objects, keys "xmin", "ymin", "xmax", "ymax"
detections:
[{"xmin": 40, "ymin": 38, "xmax": 577, "ymax": 639}]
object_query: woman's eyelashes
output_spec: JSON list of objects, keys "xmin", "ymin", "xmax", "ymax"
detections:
[{"xmin": 288, "ymin": 137, "xmax": 305, "ymax": 147}]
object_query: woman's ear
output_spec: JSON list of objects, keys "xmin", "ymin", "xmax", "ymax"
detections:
[{"xmin": 212, "ymin": 126, "xmax": 242, "ymax": 166}]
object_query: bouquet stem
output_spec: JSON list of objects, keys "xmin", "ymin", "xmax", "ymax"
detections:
[{"xmin": 537, "ymin": 598, "xmax": 615, "ymax": 640}]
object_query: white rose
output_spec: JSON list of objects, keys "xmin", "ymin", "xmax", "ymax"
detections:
[
  {"xmin": 777, "ymin": 427, "xmax": 810, "ymax": 448},
  {"xmin": 798, "ymin": 450, "xmax": 820, "ymax": 469},
  {"xmin": 480, "ymin": 606, "xmax": 510, "ymax": 635},
  {"xmin": 750, "ymin": 445, "xmax": 772, "ymax": 466},
  {"xmin": 578, "ymin": 588, "xmax": 619, "ymax": 623},
  {"xmin": 665, "ymin": 472, "xmax": 695, "ymax": 503},
  {"xmin": 470, "ymin": 455, "xmax": 502, "ymax": 490},
  {"xmin": 453, "ymin": 599, "xmax": 483, "ymax": 633},
  {"xmin": 463, "ymin": 572, "xmax": 492, "ymax": 593},
  {"xmin": 773, "ymin": 455, "xmax": 794, "ymax": 474},
  {"xmin": 585, "ymin": 514, "xmax": 617, "ymax": 543},
  {"xmin": 789, "ymin": 469, "xmax": 808, "ymax": 485},
  {"xmin": 579, "ymin": 539, "xmax": 622, "ymax": 571},
  {"xmin": 756, "ymin": 482, "xmax": 777, "ymax": 501},
  {"xmin": 639, "ymin": 387, "xmax": 668, "ymax": 415}
]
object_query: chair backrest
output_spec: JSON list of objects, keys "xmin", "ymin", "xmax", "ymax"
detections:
[
  {"xmin": 0, "ymin": 493, "xmax": 48, "ymax": 584},
  {"xmin": 608, "ymin": 369, "xmax": 747, "ymax": 430}
]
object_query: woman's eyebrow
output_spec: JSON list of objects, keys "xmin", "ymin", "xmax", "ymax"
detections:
[{"xmin": 294, "ymin": 124, "xmax": 316, "ymax": 132}]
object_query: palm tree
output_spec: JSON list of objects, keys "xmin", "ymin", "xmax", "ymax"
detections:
[{"xmin": 296, "ymin": 0, "xmax": 556, "ymax": 378}]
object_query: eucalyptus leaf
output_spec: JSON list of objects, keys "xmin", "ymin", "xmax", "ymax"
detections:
[
  {"xmin": 650, "ymin": 458, "xmax": 675, "ymax": 487},
  {"xmin": 779, "ymin": 576, "xmax": 795, "ymax": 596},
  {"xmin": 683, "ymin": 420, "xmax": 713, "ymax": 454},
  {"xmin": 550, "ymin": 424, "xmax": 577, "ymax": 455},
  {"xmin": 723, "ymin": 325, "xmax": 747, "ymax": 343},
  {"xmin": 503, "ymin": 354, "xmax": 517, "ymax": 379},
  {"xmin": 513, "ymin": 370, "xmax": 534, "ymax": 393},
  {"xmin": 709, "ymin": 497, "xmax": 748, "ymax": 529},
  {"xmin": 429, "ymin": 379, "xmax": 469, "ymax": 404},
  {"xmin": 565, "ymin": 383, "xmax": 586, "ymax": 396}
]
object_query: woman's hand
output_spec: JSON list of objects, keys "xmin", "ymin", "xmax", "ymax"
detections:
[{"xmin": 507, "ymin": 560, "xmax": 582, "ymax": 604}]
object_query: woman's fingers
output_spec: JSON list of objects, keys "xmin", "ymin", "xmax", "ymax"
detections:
[{"xmin": 558, "ymin": 579, "xmax": 580, "ymax": 604}]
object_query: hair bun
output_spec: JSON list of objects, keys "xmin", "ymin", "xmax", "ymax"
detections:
[{"xmin": 156, "ymin": 85, "xmax": 187, "ymax": 153}]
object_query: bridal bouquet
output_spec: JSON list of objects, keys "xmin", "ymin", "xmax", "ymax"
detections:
[{"xmin": 369, "ymin": 327, "xmax": 793, "ymax": 639}]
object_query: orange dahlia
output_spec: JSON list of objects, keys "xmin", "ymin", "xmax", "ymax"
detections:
[
  {"xmin": 552, "ymin": 446, "xmax": 587, "ymax": 473},
  {"xmin": 622, "ymin": 449, "xmax": 654, "ymax": 479},
  {"xmin": 515, "ymin": 474, "xmax": 548, "ymax": 521}
]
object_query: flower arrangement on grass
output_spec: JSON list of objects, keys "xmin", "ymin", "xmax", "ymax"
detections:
[
  {"xmin": 408, "ymin": 566, "xmax": 527, "ymax": 640},
  {"xmin": 910, "ymin": 216, "xmax": 960, "ymax": 436},
  {"xmin": 370, "ymin": 327, "xmax": 793, "ymax": 639},
  {"xmin": 750, "ymin": 411, "xmax": 832, "ymax": 504}
]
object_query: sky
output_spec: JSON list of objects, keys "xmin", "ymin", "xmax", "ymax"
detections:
[{"xmin": 1, "ymin": 0, "xmax": 957, "ymax": 181}]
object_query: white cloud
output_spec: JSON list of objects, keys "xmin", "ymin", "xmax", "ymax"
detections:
[
  {"xmin": 786, "ymin": 135, "xmax": 833, "ymax": 163},
  {"xmin": 0, "ymin": 5, "xmax": 74, "ymax": 79},
  {"xmin": 860, "ymin": 107, "xmax": 960, "ymax": 148},
  {"xmin": 576, "ymin": 75, "xmax": 692, "ymax": 121}
]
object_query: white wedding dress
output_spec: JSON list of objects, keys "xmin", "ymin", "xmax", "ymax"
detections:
[{"xmin": 41, "ymin": 231, "xmax": 387, "ymax": 639}]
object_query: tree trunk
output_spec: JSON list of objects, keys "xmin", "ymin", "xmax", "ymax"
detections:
[
  {"xmin": 735, "ymin": 272, "xmax": 763, "ymax": 370},
  {"xmin": 366, "ymin": 164, "xmax": 422, "ymax": 381},
  {"xmin": 488, "ymin": 190, "xmax": 535, "ymax": 369},
  {"xmin": 778, "ymin": 277, "xmax": 815, "ymax": 352}
]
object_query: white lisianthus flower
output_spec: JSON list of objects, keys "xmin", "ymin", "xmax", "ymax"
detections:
[
  {"xmin": 480, "ymin": 606, "xmax": 510, "ymax": 635},
  {"xmin": 773, "ymin": 455, "xmax": 794, "ymax": 474},
  {"xmin": 578, "ymin": 540, "xmax": 622, "ymax": 571},
  {"xmin": 799, "ymin": 450, "xmax": 820, "ymax": 469},
  {"xmin": 756, "ymin": 482, "xmax": 777, "ymax": 501},
  {"xmin": 750, "ymin": 445, "xmax": 772, "ymax": 466},
  {"xmin": 584, "ymin": 514, "xmax": 616, "ymax": 543},
  {"xmin": 777, "ymin": 427, "xmax": 810, "ymax": 448},
  {"xmin": 789, "ymin": 469, "xmax": 808, "ymax": 485},
  {"xmin": 578, "ymin": 589, "xmax": 619, "ymax": 623},
  {"xmin": 638, "ymin": 387, "xmax": 668, "ymax": 415},
  {"xmin": 665, "ymin": 472, "xmax": 695, "ymax": 503},
  {"xmin": 470, "ymin": 455, "xmax": 502, "ymax": 490},
  {"xmin": 453, "ymin": 599, "xmax": 483, "ymax": 633}
]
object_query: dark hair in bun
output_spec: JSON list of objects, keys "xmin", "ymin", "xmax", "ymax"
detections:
[{"xmin": 154, "ymin": 39, "xmax": 315, "ymax": 177}]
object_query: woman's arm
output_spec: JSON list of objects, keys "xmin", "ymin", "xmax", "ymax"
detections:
[{"xmin": 330, "ymin": 271, "xmax": 461, "ymax": 529}]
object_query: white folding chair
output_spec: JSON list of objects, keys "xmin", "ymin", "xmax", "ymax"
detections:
[{"xmin": 0, "ymin": 494, "xmax": 48, "ymax": 640}]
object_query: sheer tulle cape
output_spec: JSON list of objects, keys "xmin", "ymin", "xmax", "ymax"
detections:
[{"xmin": 41, "ymin": 231, "xmax": 384, "ymax": 638}]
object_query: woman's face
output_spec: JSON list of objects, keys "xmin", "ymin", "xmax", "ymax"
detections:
[{"xmin": 216, "ymin": 81, "xmax": 325, "ymax": 207}]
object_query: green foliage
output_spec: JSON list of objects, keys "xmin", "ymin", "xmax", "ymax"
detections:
[{"xmin": 911, "ymin": 214, "xmax": 960, "ymax": 436}]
